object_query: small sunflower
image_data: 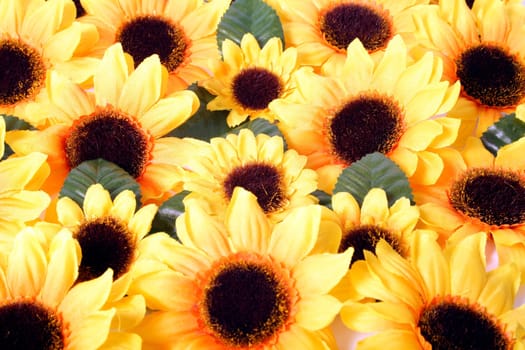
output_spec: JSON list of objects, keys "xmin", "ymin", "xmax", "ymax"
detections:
[
  {"xmin": 130, "ymin": 186, "xmax": 352, "ymax": 349},
  {"xmin": 270, "ymin": 35, "xmax": 460, "ymax": 193},
  {"xmin": 412, "ymin": 0, "xmax": 525, "ymax": 141},
  {"xmin": 79, "ymin": 0, "xmax": 229, "ymax": 92},
  {"xmin": 278, "ymin": 0, "xmax": 429, "ymax": 70},
  {"xmin": 0, "ymin": 0, "xmax": 99, "ymax": 125},
  {"xmin": 413, "ymin": 133, "xmax": 525, "ymax": 279},
  {"xmin": 182, "ymin": 128, "xmax": 319, "ymax": 223},
  {"xmin": 5, "ymin": 43, "xmax": 200, "ymax": 202},
  {"xmin": 0, "ymin": 225, "xmax": 136, "ymax": 349},
  {"xmin": 341, "ymin": 232, "xmax": 525, "ymax": 349},
  {"xmin": 201, "ymin": 33, "xmax": 301, "ymax": 127}
]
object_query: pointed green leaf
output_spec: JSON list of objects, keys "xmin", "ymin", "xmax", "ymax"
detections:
[
  {"xmin": 216, "ymin": 0, "xmax": 284, "ymax": 53},
  {"xmin": 333, "ymin": 152, "xmax": 414, "ymax": 206},
  {"xmin": 149, "ymin": 190, "xmax": 189, "ymax": 240},
  {"xmin": 59, "ymin": 158, "xmax": 141, "ymax": 208},
  {"xmin": 1, "ymin": 114, "xmax": 35, "ymax": 160},
  {"xmin": 312, "ymin": 189, "xmax": 332, "ymax": 209},
  {"xmin": 481, "ymin": 113, "xmax": 525, "ymax": 156}
]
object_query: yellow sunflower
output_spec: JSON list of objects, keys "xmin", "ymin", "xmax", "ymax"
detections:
[
  {"xmin": 0, "ymin": 225, "xmax": 137, "ymax": 349},
  {"xmin": 129, "ymin": 186, "xmax": 352, "ymax": 349},
  {"xmin": 270, "ymin": 35, "xmax": 460, "ymax": 193},
  {"xmin": 413, "ymin": 131, "xmax": 525, "ymax": 279},
  {"xmin": 0, "ymin": 0, "xmax": 99, "ymax": 125},
  {"xmin": 201, "ymin": 33, "xmax": 301, "ymax": 127},
  {"xmin": 278, "ymin": 0, "xmax": 430, "ymax": 70},
  {"xmin": 0, "ymin": 117, "xmax": 51, "ymax": 239},
  {"xmin": 5, "ymin": 43, "xmax": 200, "ymax": 202},
  {"xmin": 340, "ymin": 232, "xmax": 525, "ymax": 349},
  {"xmin": 412, "ymin": 0, "xmax": 525, "ymax": 142},
  {"xmin": 182, "ymin": 128, "xmax": 319, "ymax": 223},
  {"xmin": 79, "ymin": 0, "xmax": 229, "ymax": 92}
]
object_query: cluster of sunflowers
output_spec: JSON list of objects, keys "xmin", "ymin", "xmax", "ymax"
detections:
[{"xmin": 2, "ymin": 0, "xmax": 525, "ymax": 348}]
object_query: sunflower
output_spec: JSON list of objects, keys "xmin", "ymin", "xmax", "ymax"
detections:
[
  {"xmin": 340, "ymin": 232, "xmax": 525, "ymax": 349},
  {"xmin": 129, "ymin": 186, "xmax": 352, "ymax": 349},
  {"xmin": 5, "ymin": 43, "xmax": 200, "ymax": 202},
  {"xmin": 200, "ymin": 33, "xmax": 301, "ymax": 127},
  {"xmin": 270, "ymin": 35, "xmax": 460, "ymax": 193},
  {"xmin": 0, "ymin": 225, "xmax": 141, "ymax": 349},
  {"xmin": 412, "ymin": 0, "xmax": 525, "ymax": 142},
  {"xmin": 413, "ymin": 131, "xmax": 525, "ymax": 280},
  {"xmin": 277, "ymin": 0, "xmax": 430, "ymax": 71},
  {"xmin": 79, "ymin": 0, "xmax": 229, "ymax": 92},
  {"xmin": 0, "ymin": 0, "xmax": 99, "ymax": 125},
  {"xmin": 54, "ymin": 183, "xmax": 154, "ymax": 343},
  {"xmin": 182, "ymin": 128, "xmax": 319, "ymax": 224}
]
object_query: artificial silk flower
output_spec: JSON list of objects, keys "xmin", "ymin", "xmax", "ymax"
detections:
[
  {"xmin": 5, "ymin": 43, "xmax": 200, "ymax": 202},
  {"xmin": 130, "ymin": 187, "xmax": 352, "ymax": 349},
  {"xmin": 270, "ymin": 35, "xmax": 460, "ymax": 193}
]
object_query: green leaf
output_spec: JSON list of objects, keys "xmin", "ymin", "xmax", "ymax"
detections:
[
  {"xmin": 149, "ymin": 191, "xmax": 189, "ymax": 240},
  {"xmin": 230, "ymin": 118, "xmax": 287, "ymax": 146},
  {"xmin": 216, "ymin": 0, "xmax": 284, "ymax": 53},
  {"xmin": 481, "ymin": 113, "xmax": 525, "ymax": 156},
  {"xmin": 333, "ymin": 152, "xmax": 414, "ymax": 207},
  {"xmin": 167, "ymin": 84, "xmax": 231, "ymax": 141},
  {"xmin": 312, "ymin": 189, "xmax": 332, "ymax": 209},
  {"xmin": 59, "ymin": 158, "xmax": 142, "ymax": 208},
  {"xmin": 1, "ymin": 114, "xmax": 35, "ymax": 160}
]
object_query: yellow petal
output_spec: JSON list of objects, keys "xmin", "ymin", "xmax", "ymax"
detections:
[
  {"xmin": 356, "ymin": 329, "xmax": 422, "ymax": 350},
  {"xmin": 276, "ymin": 324, "xmax": 329, "ymax": 349},
  {"xmin": 95, "ymin": 43, "xmax": 131, "ymax": 106},
  {"xmin": 340, "ymin": 301, "xmax": 415, "ymax": 332},
  {"xmin": 410, "ymin": 151, "xmax": 444, "ymax": 185},
  {"xmin": 496, "ymin": 137, "xmax": 525, "ymax": 170},
  {"xmin": 128, "ymin": 203, "xmax": 157, "ymax": 240},
  {"xmin": 67, "ymin": 309, "xmax": 115, "ymax": 350},
  {"xmin": 100, "ymin": 332, "xmax": 142, "ymax": 350},
  {"xmin": 0, "ymin": 152, "xmax": 49, "ymax": 191},
  {"xmin": 109, "ymin": 294, "xmax": 146, "ymax": 330},
  {"xmin": 109, "ymin": 190, "xmax": 136, "ymax": 224},
  {"xmin": 399, "ymin": 120, "xmax": 443, "ymax": 152},
  {"xmin": 0, "ymin": 191, "xmax": 50, "ymax": 221},
  {"xmin": 360, "ymin": 188, "xmax": 389, "ymax": 225},
  {"xmin": 56, "ymin": 196, "xmax": 84, "ymax": 227},
  {"xmin": 479, "ymin": 263, "xmax": 519, "ymax": 316},
  {"xmin": 83, "ymin": 184, "xmax": 112, "ymax": 218},
  {"xmin": 295, "ymin": 294, "xmax": 341, "ymax": 330}
]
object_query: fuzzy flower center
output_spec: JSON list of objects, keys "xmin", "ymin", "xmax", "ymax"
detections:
[
  {"xmin": 116, "ymin": 15, "xmax": 188, "ymax": 71},
  {"xmin": 0, "ymin": 300, "xmax": 66, "ymax": 349},
  {"xmin": 455, "ymin": 44, "xmax": 525, "ymax": 107},
  {"xmin": 319, "ymin": 2, "xmax": 393, "ymax": 52},
  {"xmin": 75, "ymin": 216, "xmax": 136, "ymax": 282},
  {"xmin": 450, "ymin": 168, "xmax": 525, "ymax": 226},
  {"xmin": 329, "ymin": 93, "xmax": 405, "ymax": 165},
  {"xmin": 0, "ymin": 39, "xmax": 46, "ymax": 106},
  {"xmin": 232, "ymin": 67, "xmax": 283, "ymax": 110},
  {"xmin": 64, "ymin": 107, "xmax": 153, "ymax": 178}
]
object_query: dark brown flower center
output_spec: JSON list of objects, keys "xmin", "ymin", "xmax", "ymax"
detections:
[
  {"xmin": 75, "ymin": 216, "xmax": 136, "ymax": 282},
  {"xmin": 418, "ymin": 298, "xmax": 512, "ymax": 350},
  {"xmin": 64, "ymin": 107, "xmax": 152, "ymax": 178},
  {"xmin": 0, "ymin": 39, "xmax": 46, "ymax": 106},
  {"xmin": 339, "ymin": 225, "xmax": 405, "ymax": 266},
  {"xmin": 203, "ymin": 260, "xmax": 291, "ymax": 347},
  {"xmin": 0, "ymin": 300, "xmax": 65, "ymax": 350},
  {"xmin": 455, "ymin": 44, "xmax": 525, "ymax": 107},
  {"xmin": 319, "ymin": 3, "xmax": 393, "ymax": 52},
  {"xmin": 223, "ymin": 162, "xmax": 286, "ymax": 213},
  {"xmin": 329, "ymin": 94, "xmax": 405, "ymax": 165},
  {"xmin": 116, "ymin": 15, "xmax": 188, "ymax": 71},
  {"xmin": 232, "ymin": 67, "xmax": 283, "ymax": 110},
  {"xmin": 449, "ymin": 168, "xmax": 525, "ymax": 226}
]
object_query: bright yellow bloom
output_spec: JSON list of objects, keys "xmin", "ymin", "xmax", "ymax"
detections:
[
  {"xmin": 0, "ymin": 226, "xmax": 137, "ymax": 349},
  {"xmin": 341, "ymin": 232, "xmax": 525, "ymax": 349},
  {"xmin": 183, "ymin": 128, "xmax": 319, "ymax": 224},
  {"xmin": 5, "ymin": 43, "xmax": 200, "ymax": 202},
  {"xmin": 201, "ymin": 33, "xmax": 301, "ymax": 127},
  {"xmin": 412, "ymin": 0, "xmax": 525, "ymax": 142},
  {"xmin": 130, "ymin": 187, "xmax": 352, "ymax": 349},
  {"xmin": 270, "ymin": 35, "xmax": 460, "ymax": 193},
  {"xmin": 79, "ymin": 0, "xmax": 230, "ymax": 92},
  {"xmin": 0, "ymin": 0, "xmax": 99, "ymax": 124}
]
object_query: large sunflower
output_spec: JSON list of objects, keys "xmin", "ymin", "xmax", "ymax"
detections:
[
  {"xmin": 182, "ymin": 128, "xmax": 319, "ymax": 223},
  {"xmin": 0, "ymin": 225, "xmax": 138, "ymax": 349},
  {"xmin": 0, "ymin": 0, "xmax": 99, "ymax": 125},
  {"xmin": 278, "ymin": 0, "xmax": 429, "ymax": 70},
  {"xmin": 413, "ymin": 132, "xmax": 525, "ymax": 279},
  {"xmin": 270, "ymin": 35, "xmax": 460, "ymax": 193},
  {"xmin": 412, "ymin": 0, "xmax": 525, "ymax": 142},
  {"xmin": 79, "ymin": 0, "xmax": 229, "ymax": 92},
  {"xmin": 340, "ymin": 232, "xmax": 525, "ymax": 349},
  {"xmin": 5, "ymin": 43, "xmax": 200, "ymax": 202},
  {"xmin": 129, "ymin": 186, "xmax": 352, "ymax": 349},
  {"xmin": 201, "ymin": 33, "xmax": 302, "ymax": 127}
]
